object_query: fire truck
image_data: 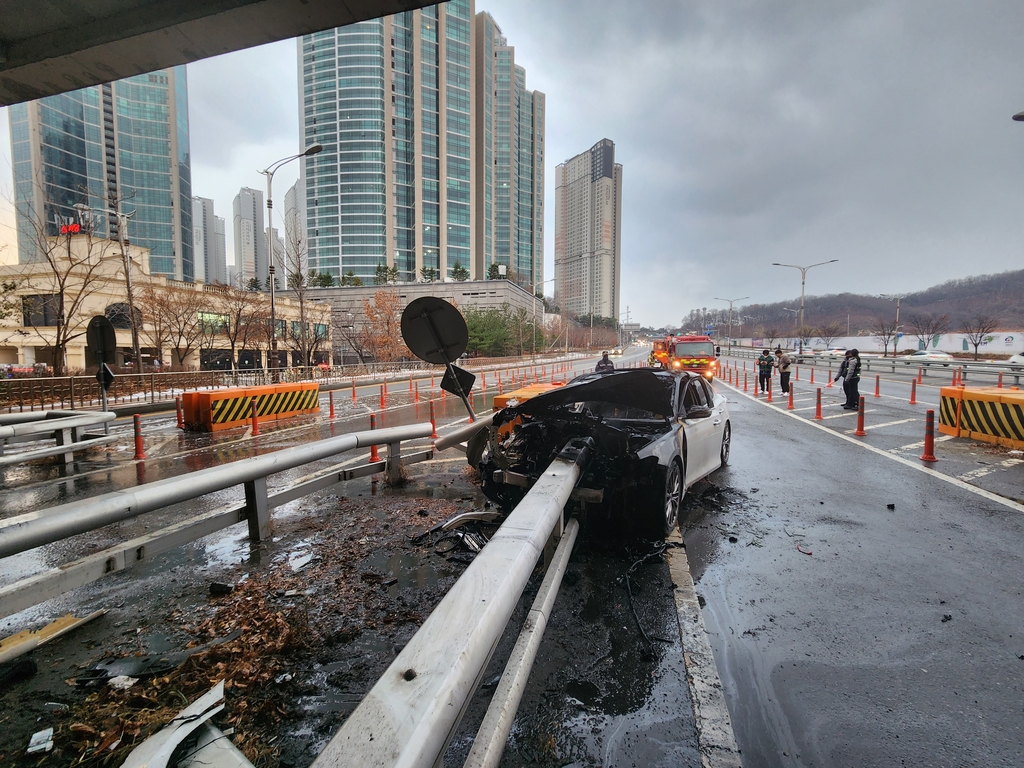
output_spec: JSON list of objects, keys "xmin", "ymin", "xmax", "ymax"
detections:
[{"xmin": 653, "ymin": 334, "xmax": 720, "ymax": 378}]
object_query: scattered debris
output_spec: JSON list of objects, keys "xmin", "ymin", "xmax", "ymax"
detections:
[
  {"xmin": 0, "ymin": 609, "xmax": 107, "ymax": 665},
  {"xmin": 797, "ymin": 544, "xmax": 813, "ymax": 556},
  {"xmin": 942, "ymin": 614, "xmax": 952, "ymax": 622},
  {"xmin": 0, "ymin": 658, "xmax": 38, "ymax": 690},
  {"xmin": 784, "ymin": 526, "xmax": 807, "ymax": 538},
  {"xmin": 108, "ymin": 675, "xmax": 138, "ymax": 691},
  {"xmin": 119, "ymin": 680, "xmax": 227, "ymax": 768},
  {"xmin": 728, "ymin": 536, "xmax": 738, "ymax": 543},
  {"xmin": 886, "ymin": 503, "xmax": 896, "ymax": 511},
  {"xmin": 77, "ymin": 629, "xmax": 242, "ymax": 687},
  {"xmin": 210, "ymin": 581, "xmax": 234, "ymax": 596},
  {"xmin": 27, "ymin": 727, "xmax": 54, "ymax": 754}
]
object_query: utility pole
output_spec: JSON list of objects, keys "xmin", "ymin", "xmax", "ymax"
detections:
[{"xmin": 714, "ymin": 296, "xmax": 749, "ymax": 348}]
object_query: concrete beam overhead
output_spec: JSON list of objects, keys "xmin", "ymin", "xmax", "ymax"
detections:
[{"xmin": 0, "ymin": 0, "xmax": 436, "ymax": 106}]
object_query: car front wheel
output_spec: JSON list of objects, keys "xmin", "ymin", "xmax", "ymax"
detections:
[
  {"xmin": 719, "ymin": 422, "xmax": 731, "ymax": 467},
  {"xmin": 652, "ymin": 460, "xmax": 684, "ymax": 538}
]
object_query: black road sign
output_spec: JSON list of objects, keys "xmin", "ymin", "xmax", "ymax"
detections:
[
  {"xmin": 401, "ymin": 297, "xmax": 468, "ymax": 364},
  {"xmin": 86, "ymin": 315, "xmax": 116, "ymax": 364},
  {"xmin": 440, "ymin": 364, "xmax": 476, "ymax": 398}
]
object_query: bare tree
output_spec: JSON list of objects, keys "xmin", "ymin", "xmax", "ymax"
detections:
[
  {"xmin": 960, "ymin": 314, "xmax": 1000, "ymax": 360},
  {"xmin": 162, "ymin": 285, "xmax": 207, "ymax": 368},
  {"xmin": 796, "ymin": 325, "xmax": 814, "ymax": 351},
  {"xmin": 361, "ymin": 289, "xmax": 410, "ymax": 366},
  {"xmin": 871, "ymin": 316, "xmax": 899, "ymax": 357},
  {"xmin": 762, "ymin": 327, "xmax": 780, "ymax": 351},
  {"xmin": 20, "ymin": 218, "xmax": 118, "ymax": 375},
  {"xmin": 333, "ymin": 315, "xmax": 373, "ymax": 369},
  {"xmin": 218, "ymin": 285, "xmax": 267, "ymax": 371},
  {"xmin": 278, "ymin": 229, "xmax": 328, "ymax": 368},
  {"xmin": 907, "ymin": 313, "xmax": 950, "ymax": 351},
  {"xmin": 138, "ymin": 283, "xmax": 173, "ymax": 367},
  {"xmin": 816, "ymin": 321, "xmax": 844, "ymax": 349}
]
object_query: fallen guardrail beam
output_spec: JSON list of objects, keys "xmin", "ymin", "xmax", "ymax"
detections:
[
  {"xmin": 0, "ymin": 410, "xmax": 118, "ymax": 466},
  {"xmin": 311, "ymin": 436, "xmax": 592, "ymax": 768}
]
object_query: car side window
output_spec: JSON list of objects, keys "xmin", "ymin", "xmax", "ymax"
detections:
[
  {"xmin": 682, "ymin": 381, "xmax": 707, "ymax": 414},
  {"xmin": 700, "ymin": 379, "xmax": 716, "ymax": 406}
]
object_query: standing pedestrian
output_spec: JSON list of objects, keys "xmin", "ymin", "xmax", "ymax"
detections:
[
  {"xmin": 595, "ymin": 351, "xmax": 615, "ymax": 373},
  {"xmin": 756, "ymin": 349, "xmax": 775, "ymax": 395},
  {"xmin": 776, "ymin": 348, "xmax": 793, "ymax": 394},
  {"xmin": 844, "ymin": 349, "xmax": 862, "ymax": 410}
]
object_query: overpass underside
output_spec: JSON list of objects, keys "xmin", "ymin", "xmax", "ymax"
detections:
[{"xmin": 0, "ymin": 0, "xmax": 436, "ymax": 106}]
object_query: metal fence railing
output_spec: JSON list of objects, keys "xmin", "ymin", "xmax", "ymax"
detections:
[{"xmin": 0, "ymin": 352, "xmax": 592, "ymax": 413}]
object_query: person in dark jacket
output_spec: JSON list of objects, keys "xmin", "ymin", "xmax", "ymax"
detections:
[
  {"xmin": 595, "ymin": 351, "xmax": 614, "ymax": 373},
  {"xmin": 756, "ymin": 349, "xmax": 775, "ymax": 394},
  {"xmin": 834, "ymin": 350, "xmax": 862, "ymax": 409}
]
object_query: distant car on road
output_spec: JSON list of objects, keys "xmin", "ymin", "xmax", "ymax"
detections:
[
  {"xmin": 814, "ymin": 348, "xmax": 847, "ymax": 358},
  {"xmin": 908, "ymin": 350, "xmax": 953, "ymax": 365},
  {"xmin": 1008, "ymin": 353, "xmax": 1024, "ymax": 370}
]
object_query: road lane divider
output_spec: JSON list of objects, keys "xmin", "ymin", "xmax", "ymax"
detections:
[{"xmin": 182, "ymin": 383, "xmax": 320, "ymax": 432}]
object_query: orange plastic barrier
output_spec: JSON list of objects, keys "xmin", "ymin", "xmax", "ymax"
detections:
[
  {"xmin": 492, "ymin": 382, "xmax": 565, "ymax": 410},
  {"xmin": 182, "ymin": 382, "xmax": 320, "ymax": 432},
  {"xmin": 937, "ymin": 385, "xmax": 1024, "ymax": 450}
]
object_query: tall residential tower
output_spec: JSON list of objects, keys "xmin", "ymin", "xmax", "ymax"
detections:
[
  {"xmin": 9, "ymin": 67, "xmax": 194, "ymax": 280},
  {"xmin": 554, "ymin": 139, "xmax": 622, "ymax": 321},
  {"xmin": 298, "ymin": 1, "xmax": 543, "ymax": 287}
]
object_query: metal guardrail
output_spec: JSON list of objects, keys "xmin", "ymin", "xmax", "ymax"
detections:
[
  {"xmin": 312, "ymin": 437, "xmax": 592, "ymax": 768},
  {"xmin": 0, "ymin": 409, "xmax": 118, "ymax": 467},
  {"xmin": 0, "ymin": 422, "xmax": 434, "ymax": 618},
  {"xmin": 723, "ymin": 350, "xmax": 1023, "ymax": 386}
]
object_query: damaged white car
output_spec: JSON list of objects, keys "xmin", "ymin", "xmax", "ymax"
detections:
[{"xmin": 476, "ymin": 369, "xmax": 731, "ymax": 538}]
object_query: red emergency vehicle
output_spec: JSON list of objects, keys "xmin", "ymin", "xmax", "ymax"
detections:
[{"xmin": 664, "ymin": 335, "xmax": 719, "ymax": 378}]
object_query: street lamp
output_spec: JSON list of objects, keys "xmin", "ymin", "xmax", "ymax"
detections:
[
  {"xmin": 782, "ymin": 307, "xmax": 799, "ymax": 327},
  {"xmin": 75, "ymin": 201, "xmax": 141, "ymax": 369},
  {"xmin": 260, "ymin": 143, "xmax": 323, "ymax": 376},
  {"xmin": 879, "ymin": 293, "xmax": 906, "ymax": 354},
  {"xmin": 771, "ymin": 260, "xmax": 838, "ymax": 353},
  {"xmin": 713, "ymin": 296, "xmax": 749, "ymax": 347}
]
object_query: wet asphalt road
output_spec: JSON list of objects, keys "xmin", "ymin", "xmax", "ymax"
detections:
[
  {"xmin": 687, "ymin": 376, "xmax": 1024, "ymax": 767},
  {"xmin": 4, "ymin": 349, "xmax": 1023, "ymax": 766}
]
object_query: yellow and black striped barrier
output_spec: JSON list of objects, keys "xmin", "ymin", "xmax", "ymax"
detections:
[
  {"xmin": 182, "ymin": 383, "xmax": 320, "ymax": 432},
  {"xmin": 938, "ymin": 386, "xmax": 1024, "ymax": 450}
]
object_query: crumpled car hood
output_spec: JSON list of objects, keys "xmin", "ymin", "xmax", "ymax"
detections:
[{"xmin": 516, "ymin": 369, "xmax": 674, "ymax": 417}]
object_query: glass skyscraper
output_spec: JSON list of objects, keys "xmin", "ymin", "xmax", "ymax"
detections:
[
  {"xmin": 474, "ymin": 12, "xmax": 544, "ymax": 291},
  {"xmin": 9, "ymin": 66, "xmax": 193, "ymax": 281},
  {"xmin": 298, "ymin": 1, "xmax": 542, "ymax": 286}
]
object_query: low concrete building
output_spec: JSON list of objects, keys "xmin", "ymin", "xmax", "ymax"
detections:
[
  {"xmin": 295, "ymin": 279, "xmax": 543, "ymax": 363},
  {"xmin": 0, "ymin": 234, "xmax": 327, "ymax": 372}
]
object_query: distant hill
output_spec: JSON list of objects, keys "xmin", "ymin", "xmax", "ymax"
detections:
[{"xmin": 675, "ymin": 269, "xmax": 1024, "ymax": 337}]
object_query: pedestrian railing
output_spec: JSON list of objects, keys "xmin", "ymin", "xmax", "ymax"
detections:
[{"xmin": 0, "ymin": 423, "xmax": 433, "ymax": 619}]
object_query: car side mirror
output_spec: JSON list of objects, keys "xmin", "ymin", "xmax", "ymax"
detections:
[{"xmin": 686, "ymin": 407, "xmax": 713, "ymax": 420}]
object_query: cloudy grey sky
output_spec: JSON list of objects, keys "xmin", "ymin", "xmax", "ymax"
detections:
[{"xmin": 3, "ymin": 0, "xmax": 1024, "ymax": 327}]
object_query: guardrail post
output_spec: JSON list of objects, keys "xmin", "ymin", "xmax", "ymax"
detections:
[
  {"xmin": 244, "ymin": 476, "xmax": 271, "ymax": 541},
  {"xmin": 386, "ymin": 441, "xmax": 402, "ymax": 484}
]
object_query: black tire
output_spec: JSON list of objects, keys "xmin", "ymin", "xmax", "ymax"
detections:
[
  {"xmin": 719, "ymin": 421, "xmax": 731, "ymax": 467},
  {"xmin": 651, "ymin": 459, "xmax": 684, "ymax": 538}
]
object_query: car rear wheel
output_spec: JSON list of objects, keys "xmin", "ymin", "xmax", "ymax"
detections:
[{"xmin": 719, "ymin": 422, "xmax": 731, "ymax": 467}]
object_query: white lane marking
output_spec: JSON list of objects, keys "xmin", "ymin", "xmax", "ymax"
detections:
[
  {"xmin": 792, "ymin": 406, "xmax": 818, "ymax": 413},
  {"xmin": 892, "ymin": 435, "xmax": 956, "ymax": 452},
  {"xmin": 959, "ymin": 467, "xmax": 995, "ymax": 481},
  {"xmin": 860, "ymin": 417, "xmax": 917, "ymax": 431},
  {"xmin": 722, "ymin": 381, "xmax": 1024, "ymax": 514},
  {"xmin": 1002, "ymin": 458, "xmax": 1024, "ymax": 467},
  {"xmin": 822, "ymin": 410, "xmax": 869, "ymax": 420}
]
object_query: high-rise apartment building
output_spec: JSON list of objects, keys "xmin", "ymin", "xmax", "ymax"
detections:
[
  {"xmin": 192, "ymin": 196, "xmax": 228, "ymax": 284},
  {"xmin": 232, "ymin": 187, "xmax": 265, "ymax": 287},
  {"xmin": 298, "ymin": 1, "xmax": 543, "ymax": 286},
  {"xmin": 474, "ymin": 13, "xmax": 544, "ymax": 291},
  {"xmin": 554, "ymin": 139, "xmax": 622, "ymax": 321},
  {"xmin": 9, "ymin": 67, "xmax": 194, "ymax": 280}
]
